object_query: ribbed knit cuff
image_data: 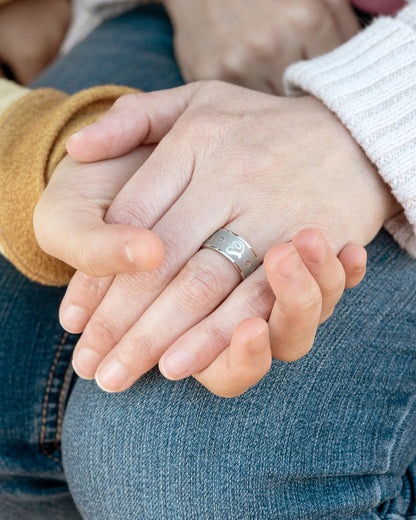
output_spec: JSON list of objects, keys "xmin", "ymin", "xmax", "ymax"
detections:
[{"xmin": 284, "ymin": 5, "xmax": 416, "ymax": 256}]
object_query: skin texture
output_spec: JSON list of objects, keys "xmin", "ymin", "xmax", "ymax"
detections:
[
  {"xmin": 163, "ymin": 0, "xmax": 360, "ymax": 93},
  {"xmin": 0, "ymin": 0, "xmax": 71, "ymax": 84},
  {"xmin": 36, "ymin": 153, "xmax": 366, "ymax": 398},
  {"xmin": 35, "ymin": 81, "xmax": 399, "ymax": 396}
]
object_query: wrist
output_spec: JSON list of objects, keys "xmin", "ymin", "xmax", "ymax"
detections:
[{"xmin": 306, "ymin": 95, "xmax": 401, "ymax": 238}]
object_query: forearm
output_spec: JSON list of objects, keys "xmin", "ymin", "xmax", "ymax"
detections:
[{"xmin": 284, "ymin": 2, "xmax": 416, "ymax": 256}]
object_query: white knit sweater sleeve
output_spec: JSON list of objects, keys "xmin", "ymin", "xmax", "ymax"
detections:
[{"xmin": 284, "ymin": 2, "xmax": 416, "ymax": 257}]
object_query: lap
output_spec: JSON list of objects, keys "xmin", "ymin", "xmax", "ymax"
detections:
[
  {"xmin": 3, "ymin": 5, "xmax": 415, "ymax": 520},
  {"xmin": 0, "ymin": 254, "xmax": 81, "ymax": 519},
  {"xmin": 0, "ymin": 4, "xmax": 182, "ymax": 519},
  {"xmin": 31, "ymin": 4, "xmax": 183, "ymax": 94},
  {"xmin": 62, "ymin": 230, "xmax": 416, "ymax": 520}
]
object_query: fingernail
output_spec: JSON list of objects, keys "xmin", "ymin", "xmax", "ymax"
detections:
[
  {"xmin": 70, "ymin": 129, "xmax": 83, "ymax": 139},
  {"xmin": 125, "ymin": 239, "xmax": 149, "ymax": 269},
  {"xmin": 355, "ymin": 262, "xmax": 367, "ymax": 272},
  {"xmin": 95, "ymin": 359, "xmax": 130, "ymax": 392},
  {"xmin": 161, "ymin": 350, "xmax": 195, "ymax": 380},
  {"xmin": 72, "ymin": 348, "xmax": 102, "ymax": 379},
  {"xmin": 276, "ymin": 249, "xmax": 302, "ymax": 278},
  {"xmin": 66, "ymin": 129, "xmax": 85, "ymax": 147},
  {"xmin": 61, "ymin": 305, "xmax": 90, "ymax": 333}
]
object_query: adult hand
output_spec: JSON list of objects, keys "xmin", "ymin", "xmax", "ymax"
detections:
[
  {"xmin": 163, "ymin": 0, "xmax": 360, "ymax": 94},
  {"xmin": 35, "ymin": 133, "xmax": 366, "ymax": 399},
  {"xmin": 60, "ymin": 81, "xmax": 398, "ymax": 394},
  {"xmin": 0, "ymin": 0, "xmax": 71, "ymax": 84}
]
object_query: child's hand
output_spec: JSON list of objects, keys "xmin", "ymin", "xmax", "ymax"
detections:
[
  {"xmin": 35, "ymin": 146, "xmax": 366, "ymax": 399},
  {"xmin": 34, "ymin": 150, "xmax": 164, "ymax": 278},
  {"xmin": 163, "ymin": 0, "xmax": 360, "ymax": 94},
  {"xmin": 191, "ymin": 231, "xmax": 366, "ymax": 398},
  {"xmin": 0, "ymin": 0, "xmax": 70, "ymax": 84}
]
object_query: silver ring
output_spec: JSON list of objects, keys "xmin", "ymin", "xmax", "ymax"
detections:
[{"xmin": 201, "ymin": 228, "xmax": 260, "ymax": 279}]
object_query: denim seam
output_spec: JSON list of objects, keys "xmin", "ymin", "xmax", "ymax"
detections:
[
  {"xmin": 56, "ymin": 359, "xmax": 74, "ymax": 442},
  {"xmin": 40, "ymin": 331, "xmax": 68, "ymax": 463}
]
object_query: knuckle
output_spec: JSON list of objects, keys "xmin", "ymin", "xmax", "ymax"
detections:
[
  {"xmin": 112, "ymin": 93, "xmax": 138, "ymax": 112},
  {"xmin": 86, "ymin": 315, "xmax": 121, "ymax": 347},
  {"xmin": 220, "ymin": 50, "xmax": 247, "ymax": 79},
  {"xmin": 171, "ymin": 261, "xmax": 225, "ymax": 315},
  {"xmin": 193, "ymin": 61, "xmax": 224, "ymax": 81},
  {"xmin": 203, "ymin": 323, "xmax": 230, "ymax": 352},
  {"xmin": 116, "ymin": 268, "xmax": 165, "ymax": 298},
  {"xmin": 281, "ymin": 284, "xmax": 322, "ymax": 318},
  {"xmin": 77, "ymin": 242, "xmax": 101, "ymax": 276},
  {"xmin": 322, "ymin": 275, "xmax": 345, "ymax": 301},
  {"xmin": 71, "ymin": 271, "xmax": 107, "ymax": 300},
  {"xmin": 117, "ymin": 331, "xmax": 156, "ymax": 370},
  {"xmin": 248, "ymin": 35, "xmax": 276, "ymax": 60},
  {"xmin": 289, "ymin": 0, "xmax": 319, "ymax": 30},
  {"xmin": 105, "ymin": 199, "xmax": 155, "ymax": 228},
  {"xmin": 244, "ymin": 278, "xmax": 276, "ymax": 319}
]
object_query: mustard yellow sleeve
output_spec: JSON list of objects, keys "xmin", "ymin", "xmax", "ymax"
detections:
[{"xmin": 0, "ymin": 81, "xmax": 137, "ymax": 286}]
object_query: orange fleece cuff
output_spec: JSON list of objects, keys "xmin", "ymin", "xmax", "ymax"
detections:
[{"xmin": 0, "ymin": 84, "xmax": 136, "ymax": 286}]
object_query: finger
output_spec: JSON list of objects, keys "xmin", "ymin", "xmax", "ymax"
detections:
[
  {"xmin": 158, "ymin": 266, "xmax": 276, "ymax": 381},
  {"xmin": 71, "ymin": 181, "xmax": 235, "ymax": 384},
  {"xmin": 59, "ymin": 272, "xmax": 113, "ymax": 334},
  {"xmin": 192, "ymin": 318, "xmax": 272, "ymax": 398},
  {"xmin": 35, "ymin": 152, "xmax": 164, "ymax": 277},
  {"xmin": 324, "ymin": 0, "xmax": 361, "ymax": 41},
  {"xmin": 292, "ymin": 229, "xmax": 345, "ymax": 322},
  {"xmin": 66, "ymin": 83, "xmax": 202, "ymax": 162},
  {"xmin": 91, "ymin": 248, "xmax": 242, "ymax": 391},
  {"xmin": 263, "ymin": 243, "xmax": 323, "ymax": 361},
  {"xmin": 66, "ymin": 136, "xmax": 208, "ymax": 380},
  {"xmin": 157, "ymin": 244, "xmax": 322, "ymax": 378},
  {"xmin": 338, "ymin": 244, "xmax": 367, "ymax": 289},
  {"xmin": 60, "ymin": 133, "xmax": 197, "ymax": 338},
  {"xmin": 35, "ymin": 208, "xmax": 164, "ymax": 278},
  {"xmin": 87, "ymin": 196, "xmax": 284, "ymax": 392}
]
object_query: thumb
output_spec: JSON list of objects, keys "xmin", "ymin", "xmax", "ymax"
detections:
[
  {"xmin": 66, "ymin": 82, "xmax": 202, "ymax": 163},
  {"xmin": 34, "ymin": 204, "xmax": 165, "ymax": 278}
]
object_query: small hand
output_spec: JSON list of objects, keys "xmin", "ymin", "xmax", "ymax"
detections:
[
  {"xmin": 180, "ymin": 231, "xmax": 367, "ymax": 398},
  {"xmin": 34, "ymin": 149, "xmax": 164, "ymax": 280},
  {"xmin": 0, "ymin": 0, "xmax": 71, "ymax": 84},
  {"xmin": 163, "ymin": 0, "xmax": 360, "ymax": 94}
]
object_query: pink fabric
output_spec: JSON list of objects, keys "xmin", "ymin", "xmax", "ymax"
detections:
[{"xmin": 350, "ymin": 0, "xmax": 405, "ymax": 15}]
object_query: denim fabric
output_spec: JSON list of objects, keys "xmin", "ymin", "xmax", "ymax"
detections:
[
  {"xmin": 1, "ymin": 4, "xmax": 416, "ymax": 520},
  {"xmin": 1, "ymin": 5, "xmax": 182, "ymax": 519},
  {"xmin": 62, "ymin": 231, "xmax": 416, "ymax": 520},
  {"xmin": 32, "ymin": 5, "xmax": 183, "ymax": 94},
  {"xmin": 0, "ymin": 255, "xmax": 81, "ymax": 519}
]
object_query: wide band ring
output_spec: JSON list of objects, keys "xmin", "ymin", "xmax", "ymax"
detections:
[{"xmin": 201, "ymin": 229, "xmax": 260, "ymax": 279}]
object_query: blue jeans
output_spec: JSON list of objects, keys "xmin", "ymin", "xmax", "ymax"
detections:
[{"xmin": 2, "ymin": 5, "xmax": 416, "ymax": 520}]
